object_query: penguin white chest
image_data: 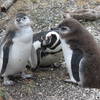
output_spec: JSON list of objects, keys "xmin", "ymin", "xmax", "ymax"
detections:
[
  {"xmin": 3, "ymin": 28, "xmax": 33, "ymax": 76},
  {"xmin": 60, "ymin": 38, "xmax": 77, "ymax": 82},
  {"xmin": 60, "ymin": 39, "xmax": 72, "ymax": 67}
]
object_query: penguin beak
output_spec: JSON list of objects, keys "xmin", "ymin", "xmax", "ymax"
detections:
[
  {"xmin": 41, "ymin": 36, "xmax": 51, "ymax": 46},
  {"xmin": 46, "ymin": 36, "xmax": 51, "ymax": 45},
  {"xmin": 41, "ymin": 36, "xmax": 47, "ymax": 46},
  {"xmin": 42, "ymin": 36, "xmax": 51, "ymax": 46}
]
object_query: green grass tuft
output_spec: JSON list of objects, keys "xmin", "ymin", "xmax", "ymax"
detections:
[{"xmin": 0, "ymin": 88, "xmax": 5, "ymax": 97}]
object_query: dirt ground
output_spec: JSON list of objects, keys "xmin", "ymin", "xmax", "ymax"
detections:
[{"xmin": 0, "ymin": 0, "xmax": 100, "ymax": 100}]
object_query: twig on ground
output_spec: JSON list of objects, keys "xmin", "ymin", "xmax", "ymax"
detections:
[{"xmin": 1, "ymin": 0, "xmax": 17, "ymax": 12}]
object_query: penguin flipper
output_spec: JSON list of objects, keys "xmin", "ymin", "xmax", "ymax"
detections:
[
  {"xmin": 1, "ymin": 41, "xmax": 12, "ymax": 75},
  {"xmin": 71, "ymin": 49, "xmax": 83, "ymax": 82},
  {"xmin": 29, "ymin": 46, "xmax": 38, "ymax": 70},
  {"xmin": 1, "ymin": 29, "xmax": 15, "ymax": 75}
]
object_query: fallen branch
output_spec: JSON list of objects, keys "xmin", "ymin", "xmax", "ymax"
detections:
[
  {"xmin": 1, "ymin": 0, "xmax": 17, "ymax": 12},
  {"xmin": 64, "ymin": 6, "xmax": 100, "ymax": 21}
]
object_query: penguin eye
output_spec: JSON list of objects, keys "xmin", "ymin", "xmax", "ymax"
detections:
[
  {"xmin": 60, "ymin": 26, "xmax": 71, "ymax": 34},
  {"xmin": 23, "ymin": 16, "xmax": 26, "ymax": 20},
  {"xmin": 61, "ymin": 27, "xmax": 67, "ymax": 31}
]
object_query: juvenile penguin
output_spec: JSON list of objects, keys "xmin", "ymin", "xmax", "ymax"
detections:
[
  {"xmin": 57, "ymin": 15, "xmax": 100, "ymax": 88},
  {"xmin": 0, "ymin": 13, "xmax": 33, "ymax": 85},
  {"xmin": 52, "ymin": 27, "xmax": 83, "ymax": 83},
  {"xmin": 28, "ymin": 30, "xmax": 62, "ymax": 70}
]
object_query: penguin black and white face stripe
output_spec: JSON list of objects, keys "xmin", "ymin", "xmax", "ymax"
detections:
[
  {"xmin": 0, "ymin": 13, "xmax": 33, "ymax": 85},
  {"xmin": 42, "ymin": 31, "xmax": 62, "ymax": 53},
  {"xmin": 44, "ymin": 31, "xmax": 61, "ymax": 49}
]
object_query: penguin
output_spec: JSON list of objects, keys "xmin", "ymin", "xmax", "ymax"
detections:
[
  {"xmin": 28, "ymin": 30, "xmax": 62, "ymax": 70},
  {"xmin": 57, "ymin": 15, "xmax": 100, "ymax": 88},
  {"xmin": 0, "ymin": 13, "xmax": 33, "ymax": 85}
]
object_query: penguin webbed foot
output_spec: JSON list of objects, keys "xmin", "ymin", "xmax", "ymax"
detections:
[
  {"xmin": 64, "ymin": 79, "xmax": 78, "ymax": 85},
  {"xmin": 3, "ymin": 77, "xmax": 15, "ymax": 86},
  {"xmin": 21, "ymin": 72, "xmax": 33, "ymax": 79}
]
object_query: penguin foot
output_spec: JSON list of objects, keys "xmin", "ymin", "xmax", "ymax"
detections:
[
  {"xmin": 3, "ymin": 80, "xmax": 15, "ymax": 86},
  {"xmin": 21, "ymin": 72, "xmax": 33, "ymax": 79},
  {"xmin": 3, "ymin": 77, "xmax": 15, "ymax": 86},
  {"xmin": 64, "ymin": 79, "xmax": 78, "ymax": 85}
]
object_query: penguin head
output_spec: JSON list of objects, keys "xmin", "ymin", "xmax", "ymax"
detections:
[
  {"xmin": 57, "ymin": 17, "xmax": 84, "ymax": 39},
  {"xmin": 42, "ymin": 31, "xmax": 60, "ymax": 48},
  {"xmin": 15, "ymin": 13, "xmax": 32, "ymax": 28},
  {"xmin": 57, "ymin": 21, "xmax": 71, "ymax": 39}
]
